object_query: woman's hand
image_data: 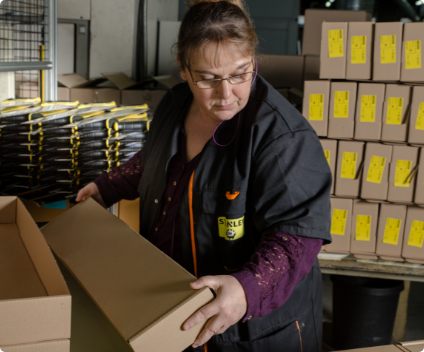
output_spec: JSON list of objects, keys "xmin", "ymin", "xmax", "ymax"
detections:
[
  {"xmin": 183, "ymin": 275, "xmax": 247, "ymax": 348},
  {"xmin": 75, "ymin": 182, "xmax": 107, "ymax": 208}
]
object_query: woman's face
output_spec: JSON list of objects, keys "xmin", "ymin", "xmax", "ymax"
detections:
[{"xmin": 181, "ymin": 42, "xmax": 254, "ymax": 123}]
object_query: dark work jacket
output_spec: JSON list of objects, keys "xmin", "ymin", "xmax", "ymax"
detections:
[{"xmin": 138, "ymin": 75, "xmax": 332, "ymax": 352}]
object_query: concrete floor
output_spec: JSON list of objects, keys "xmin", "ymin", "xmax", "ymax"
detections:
[{"xmin": 321, "ymin": 274, "xmax": 424, "ymax": 351}]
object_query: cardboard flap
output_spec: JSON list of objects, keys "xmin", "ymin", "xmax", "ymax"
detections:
[
  {"xmin": 57, "ymin": 73, "xmax": 89, "ymax": 88},
  {"xmin": 102, "ymin": 72, "xmax": 137, "ymax": 90},
  {"xmin": 41, "ymin": 198, "xmax": 213, "ymax": 349},
  {"xmin": 0, "ymin": 196, "xmax": 16, "ymax": 223}
]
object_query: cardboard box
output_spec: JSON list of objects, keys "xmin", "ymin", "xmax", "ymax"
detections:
[
  {"xmin": 335, "ymin": 140, "xmax": 365, "ymax": 198},
  {"xmin": 302, "ymin": 9, "xmax": 371, "ymax": 56},
  {"xmin": 21, "ymin": 199, "xmax": 70, "ymax": 223},
  {"xmin": 400, "ymin": 22, "xmax": 424, "ymax": 82},
  {"xmin": 117, "ymin": 198, "xmax": 140, "ymax": 232},
  {"xmin": 303, "ymin": 80, "xmax": 330, "ymax": 136},
  {"xmin": 0, "ymin": 339, "xmax": 70, "ymax": 352},
  {"xmin": 408, "ymin": 86, "xmax": 424, "ymax": 146},
  {"xmin": 325, "ymin": 197, "xmax": 353, "ymax": 253},
  {"xmin": 398, "ymin": 340, "xmax": 424, "ymax": 352},
  {"xmin": 319, "ymin": 138, "xmax": 338, "ymax": 195},
  {"xmin": 328, "ymin": 81, "xmax": 357, "ymax": 139},
  {"xmin": 0, "ymin": 197, "xmax": 71, "ymax": 347},
  {"xmin": 401, "ymin": 206, "xmax": 424, "ymax": 264},
  {"xmin": 259, "ymin": 55, "xmax": 304, "ymax": 91},
  {"xmin": 376, "ymin": 203, "xmax": 407, "ymax": 261},
  {"xmin": 354, "ymin": 83, "xmax": 386, "ymax": 141},
  {"xmin": 303, "ymin": 55, "xmax": 320, "ymax": 83},
  {"xmin": 387, "ymin": 145, "xmax": 419, "ymax": 204},
  {"xmin": 373, "ymin": 22, "xmax": 403, "ymax": 81},
  {"xmin": 320, "ymin": 22, "xmax": 348, "ymax": 79},
  {"xmin": 381, "ymin": 84, "xmax": 412, "ymax": 143},
  {"xmin": 415, "ymin": 148, "xmax": 424, "ymax": 206},
  {"xmin": 334, "ymin": 346, "xmax": 404, "ymax": 352},
  {"xmin": 346, "ymin": 22, "xmax": 374, "ymax": 80},
  {"xmin": 41, "ymin": 198, "xmax": 214, "ymax": 352},
  {"xmin": 361, "ymin": 143, "xmax": 393, "ymax": 201},
  {"xmin": 350, "ymin": 200, "xmax": 379, "ymax": 259}
]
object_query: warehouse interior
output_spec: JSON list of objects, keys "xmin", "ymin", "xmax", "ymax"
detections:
[{"xmin": 1, "ymin": 0, "xmax": 424, "ymax": 351}]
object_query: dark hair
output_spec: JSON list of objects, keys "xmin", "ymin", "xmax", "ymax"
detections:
[{"xmin": 177, "ymin": 0, "xmax": 258, "ymax": 69}]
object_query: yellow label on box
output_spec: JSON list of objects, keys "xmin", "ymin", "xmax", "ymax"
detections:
[
  {"xmin": 405, "ymin": 40, "xmax": 422, "ymax": 70},
  {"xmin": 415, "ymin": 102, "xmax": 424, "ymax": 131},
  {"xmin": 331, "ymin": 209, "xmax": 348, "ymax": 236},
  {"xmin": 334, "ymin": 91, "xmax": 350, "ymax": 118},
  {"xmin": 394, "ymin": 159, "xmax": 412, "ymax": 188},
  {"xmin": 341, "ymin": 152, "xmax": 357, "ymax": 179},
  {"xmin": 383, "ymin": 218, "xmax": 402, "ymax": 245},
  {"xmin": 351, "ymin": 35, "xmax": 367, "ymax": 64},
  {"xmin": 380, "ymin": 35, "xmax": 397, "ymax": 64},
  {"xmin": 360, "ymin": 95, "xmax": 377, "ymax": 122},
  {"xmin": 366, "ymin": 155, "xmax": 387, "ymax": 184},
  {"xmin": 356, "ymin": 215, "xmax": 372, "ymax": 241},
  {"xmin": 329, "ymin": 29, "xmax": 344, "ymax": 58},
  {"xmin": 408, "ymin": 220, "xmax": 424, "ymax": 248},
  {"xmin": 309, "ymin": 94, "xmax": 324, "ymax": 121},
  {"xmin": 324, "ymin": 150, "xmax": 331, "ymax": 166},
  {"xmin": 386, "ymin": 97, "xmax": 404, "ymax": 125}
]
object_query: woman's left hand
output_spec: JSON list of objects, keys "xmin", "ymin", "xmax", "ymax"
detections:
[{"xmin": 183, "ymin": 275, "xmax": 248, "ymax": 348}]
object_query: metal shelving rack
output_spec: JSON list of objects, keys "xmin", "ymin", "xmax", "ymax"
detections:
[{"xmin": 0, "ymin": 0, "xmax": 57, "ymax": 100}]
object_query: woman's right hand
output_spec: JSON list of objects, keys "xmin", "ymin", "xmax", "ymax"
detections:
[{"xmin": 75, "ymin": 182, "xmax": 107, "ymax": 208}]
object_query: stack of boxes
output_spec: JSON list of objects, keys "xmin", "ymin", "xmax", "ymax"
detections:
[{"xmin": 303, "ymin": 21, "xmax": 424, "ymax": 263}]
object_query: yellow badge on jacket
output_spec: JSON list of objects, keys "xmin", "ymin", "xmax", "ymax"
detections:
[{"xmin": 218, "ymin": 216, "xmax": 245, "ymax": 241}]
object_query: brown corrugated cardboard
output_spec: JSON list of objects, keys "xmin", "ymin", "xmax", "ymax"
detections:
[
  {"xmin": 41, "ymin": 198, "xmax": 214, "ymax": 352},
  {"xmin": 302, "ymin": 80, "xmax": 330, "ymax": 137},
  {"xmin": 373, "ymin": 22, "xmax": 403, "ymax": 81},
  {"xmin": 328, "ymin": 81, "xmax": 357, "ymax": 139},
  {"xmin": 408, "ymin": 86, "xmax": 424, "ymax": 145},
  {"xmin": 302, "ymin": 9, "xmax": 371, "ymax": 56},
  {"xmin": 57, "ymin": 87, "xmax": 70, "ymax": 101},
  {"xmin": 259, "ymin": 55, "xmax": 304, "ymax": 91},
  {"xmin": 399, "ymin": 340, "xmax": 424, "ymax": 352},
  {"xmin": 354, "ymin": 83, "xmax": 386, "ymax": 141},
  {"xmin": 335, "ymin": 140, "xmax": 364, "ymax": 198},
  {"xmin": 401, "ymin": 206, "xmax": 424, "ymax": 264},
  {"xmin": 346, "ymin": 22, "xmax": 374, "ymax": 80},
  {"xmin": 0, "ymin": 339, "xmax": 70, "ymax": 352},
  {"xmin": 387, "ymin": 145, "xmax": 419, "ymax": 204},
  {"xmin": 381, "ymin": 84, "xmax": 412, "ymax": 143},
  {"xmin": 334, "ymin": 346, "xmax": 403, "ymax": 352},
  {"xmin": 21, "ymin": 199, "xmax": 70, "ymax": 223},
  {"xmin": 325, "ymin": 197, "xmax": 353, "ymax": 253},
  {"xmin": 400, "ymin": 22, "xmax": 424, "ymax": 82},
  {"xmin": 0, "ymin": 197, "xmax": 71, "ymax": 347},
  {"xmin": 303, "ymin": 55, "xmax": 320, "ymax": 83},
  {"xmin": 320, "ymin": 22, "xmax": 348, "ymax": 79},
  {"xmin": 117, "ymin": 199, "xmax": 140, "ymax": 232},
  {"xmin": 319, "ymin": 138, "xmax": 338, "ymax": 195},
  {"xmin": 376, "ymin": 203, "xmax": 407, "ymax": 261},
  {"xmin": 361, "ymin": 143, "xmax": 393, "ymax": 201},
  {"xmin": 350, "ymin": 200, "xmax": 379, "ymax": 259},
  {"xmin": 415, "ymin": 148, "xmax": 424, "ymax": 206},
  {"xmin": 121, "ymin": 88, "xmax": 167, "ymax": 112}
]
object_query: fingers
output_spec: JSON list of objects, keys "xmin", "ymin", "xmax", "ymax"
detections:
[
  {"xmin": 183, "ymin": 302, "xmax": 216, "ymax": 331},
  {"xmin": 190, "ymin": 275, "xmax": 220, "ymax": 292},
  {"xmin": 192, "ymin": 315, "xmax": 227, "ymax": 348},
  {"xmin": 75, "ymin": 188, "xmax": 89, "ymax": 202}
]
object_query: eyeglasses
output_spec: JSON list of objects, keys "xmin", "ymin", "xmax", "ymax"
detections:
[{"xmin": 188, "ymin": 70, "xmax": 256, "ymax": 89}]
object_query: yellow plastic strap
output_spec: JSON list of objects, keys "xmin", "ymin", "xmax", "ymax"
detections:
[
  {"xmin": 111, "ymin": 104, "xmax": 148, "ymax": 112},
  {"xmin": 147, "ymin": 120, "xmax": 151, "ymax": 131},
  {"xmin": 351, "ymin": 36, "xmax": 367, "ymax": 64},
  {"xmin": 366, "ymin": 155, "xmax": 386, "ymax": 184},
  {"xmin": 334, "ymin": 91, "xmax": 349, "ymax": 118},
  {"xmin": 394, "ymin": 159, "xmax": 412, "ymax": 188},
  {"xmin": 341, "ymin": 152, "xmax": 357, "ymax": 179},
  {"xmin": 383, "ymin": 218, "xmax": 402, "ymax": 245},
  {"xmin": 405, "ymin": 40, "xmax": 421, "ymax": 70},
  {"xmin": 78, "ymin": 102, "xmax": 116, "ymax": 109},
  {"xmin": 386, "ymin": 97, "xmax": 404, "ymax": 125},
  {"xmin": 308, "ymin": 94, "xmax": 324, "ymax": 121},
  {"xmin": 356, "ymin": 215, "xmax": 372, "ymax": 241},
  {"xmin": 360, "ymin": 95, "xmax": 376, "ymax": 122},
  {"xmin": 415, "ymin": 102, "xmax": 424, "ymax": 131},
  {"xmin": 328, "ymin": 29, "xmax": 344, "ymax": 58},
  {"xmin": 1, "ymin": 97, "xmax": 41, "ymax": 106},
  {"xmin": 324, "ymin": 150, "xmax": 330, "ymax": 166},
  {"xmin": 79, "ymin": 110, "xmax": 105, "ymax": 118},
  {"xmin": 380, "ymin": 35, "xmax": 396, "ymax": 64},
  {"xmin": 331, "ymin": 209, "xmax": 348, "ymax": 236},
  {"xmin": 41, "ymin": 101, "xmax": 79, "ymax": 107},
  {"xmin": 407, "ymin": 220, "xmax": 424, "ymax": 248}
]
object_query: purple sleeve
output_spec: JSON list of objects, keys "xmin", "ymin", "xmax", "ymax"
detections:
[
  {"xmin": 231, "ymin": 232, "xmax": 322, "ymax": 321},
  {"xmin": 93, "ymin": 150, "xmax": 143, "ymax": 208}
]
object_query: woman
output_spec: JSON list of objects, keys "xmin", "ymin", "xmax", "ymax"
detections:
[{"xmin": 76, "ymin": 1, "xmax": 332, "ymax": 351}]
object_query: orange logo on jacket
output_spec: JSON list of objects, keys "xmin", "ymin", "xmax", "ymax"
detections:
[{"xmin": 226, "ymin": 191, "xmax": 239, "ymax": 200}]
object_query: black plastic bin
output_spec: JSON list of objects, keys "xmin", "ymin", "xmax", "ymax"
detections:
[{"xmin": 331, "ymin": 275, "xmax": 404, "ymax": 350}]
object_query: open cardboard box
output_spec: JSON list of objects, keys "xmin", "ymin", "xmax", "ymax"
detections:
[
  {"xmin": 41, "ymin": 198, "xmax": 214, "ymax": 352},
  {"xmin": 0, "ymin": 196, "xmax": 71, "ymax": 348}
]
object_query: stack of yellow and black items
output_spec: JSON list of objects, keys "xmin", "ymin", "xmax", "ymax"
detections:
[{"xmin": 0, "ymin": 97, "xmax": 150, "ymax": 206}]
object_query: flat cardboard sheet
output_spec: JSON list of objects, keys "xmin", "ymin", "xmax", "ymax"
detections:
[
  {"xmin": 42, "ymin": 198, "xmax": 214, "ymax": 352},
  {"xmin": 0, "ymin": 339, "xmax": 70, "ymax": 352}
]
